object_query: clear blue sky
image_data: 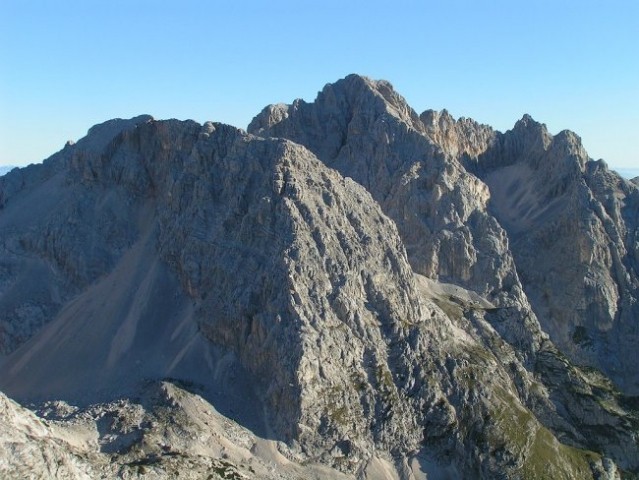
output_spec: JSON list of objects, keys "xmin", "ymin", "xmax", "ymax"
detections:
[{"xmin": 1, "ymin": 0, "xmax": 637, "ymax": 174}]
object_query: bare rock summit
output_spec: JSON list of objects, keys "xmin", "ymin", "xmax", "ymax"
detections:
[{"xmin": 0, "ymin": 75, "xmax": 636, "ymax": 479}]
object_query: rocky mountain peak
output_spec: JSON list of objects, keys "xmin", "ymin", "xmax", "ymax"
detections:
[
  {"xmin": 420, "ymin": 108, "xmax": 454, "ymax": 126},
  {"xmin": 248, "ymin": 74, "xmax": 425, "ymax": 162},
  {"xmin": 464, "ymin": 114, "xmax": 589, "ymax": 181},
  {"xmin": 498, "ymin": 113, "xmax": 552, "ymax": 163},
  {"xmin": 512, "ymin": 113, "xmax": 550, "ymax": 135},
  {"xmin": 473, "ymin": 114, "xmax": 639, "ymax": 395},
  {"xmin": 420, "ymin": 108, "xmax": 496, "ymax": 161},
  {"xmin": 81, "ymin": 114, "xmax": 154, "ymax": 152},
  {"xmin": 552, "ymin": 132, "xmax": 589, "ymax": 179},
  {"xmin": 510, "ymin": 116, "xmax": 588, "ymax": 170},
  {"xmin": 318, "ymin": 74, "xmax": 423, "ymax": 129},
  {"xmin": 1, "ymin": 76, "xmax": 637, "ymax": 479}
]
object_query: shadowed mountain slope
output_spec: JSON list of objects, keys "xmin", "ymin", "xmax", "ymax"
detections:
[{"xmin": 0, "ymin": 76, "xmax": 637, "ymax": 479}]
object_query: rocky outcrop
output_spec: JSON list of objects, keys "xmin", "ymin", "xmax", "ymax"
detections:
[
  {"xmin": 0, "ymin": 76, "xmax": 636, "ymax": 478},
  {"xmin": 0, "ymin": 382, "xmax": 360, "ymax": 480},
  {"xmin": 0, "ymin": 390, "xmax": 98, "ymax": 479},
  {"xmin": 248, "ymin": 74, "xmax": 639, "ymax": 472},
  {"xmin": 405, "ymin": 107, "xmax": 639, "ymax": 395},
  {"xmin": 407, "ymin": 108, "xmax": 639, "ymax": 395},
  {"xmin": 249, "ymin": 76, "xmax": 540, "ymax": 356},
  {"xmin": 0, "ymin": 116, "xmax": 155, "ymax": 355},
  {"xmin": 469, "ymin": 120, "xmax": 639, "ymax": 394},
  {"xmin": 420, "ymin": 109, "xmax": 497, "ymax": 162},
  {"xmin": 0, "ymin": 116, "xmax": 596, "ymax": 477}
]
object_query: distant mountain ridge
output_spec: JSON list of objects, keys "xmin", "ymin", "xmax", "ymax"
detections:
[
  {"xmin": 614, "ymin": 167, "xmax": 639, "ymax": 179},
  {"xmin": 0, "ymin": 75, "xmax": 637, "ymax": 479}
]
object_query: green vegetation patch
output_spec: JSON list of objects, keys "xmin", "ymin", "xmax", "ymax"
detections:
[{"xmin": 488, "ymin": 385, "xmax": 600, "ymax": 479}]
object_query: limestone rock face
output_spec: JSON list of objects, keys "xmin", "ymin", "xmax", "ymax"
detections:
[
  {"xmin": 0, "ymin": 115, "xmax": 154, "ymax": 355},
  {"xmin": 402, "ymin": 106, "xmax": 639, "ymax": 394},
  {"xmin": 0, "ymin": 383, "xmax": 358, "ymax": 480},
  {"xmin": 249, "ymin": 75, "xmax": 547, "ymax": 375},
  {"xmin": 0, "ymin": 390, "xmax": 97, "ymax": 479},
  {"xmin": 0, "ymin": 76, "xmax": 636, "ymax": 478},
  {"xmin": 413, "ymin": 108, "xmax": 639, "ymax": 393},
  {"xmin": 469, "ymin": 120, "xmax": 639, "ymax": 394},
  {"xmin": 248, "ymin": 74, "xmax": 639, "ymax": 472},
  {"xmin": 420, "ymin": 109, "xmax": 497, "ymax": 161}
]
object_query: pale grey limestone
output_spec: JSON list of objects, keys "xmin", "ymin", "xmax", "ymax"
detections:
[
  {"xmin": 0, "ymin": 75, "xmax": 634, "ymax": 479},
  {"xmin": 249, "ymin": 74, "xmax": 639, "ymax": 474}
]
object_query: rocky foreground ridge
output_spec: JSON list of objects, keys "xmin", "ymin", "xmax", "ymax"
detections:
[{"xmin": 0, "ymin": 75, "xmax": 638, "ymax": 479}]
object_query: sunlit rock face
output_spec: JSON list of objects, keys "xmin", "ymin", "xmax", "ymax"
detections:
[
  {"xmin": 252, "ymin": 74, "xmax": 639, "ymax": 394},
  {"xmin": 0, "ymin": 75, "xmax": 636, "ymax": 479}
]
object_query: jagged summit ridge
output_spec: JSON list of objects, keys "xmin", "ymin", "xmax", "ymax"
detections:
[
  {"xmin": 1, "ymin": 117, "xmax": 452, "ymax": 466},
  {"xmin": 0, "ymin": 74, "xmax": 637, "ymax": 479},
  {"xmin": 247, "ymin": 73, "xmax": 639, "ymax": 473},
  {"xmin": 250, "ymin": 74, "xmax": 639, "ymax": 393},
  {"xmin": 249, "ymin": 74, "xmax": 544, "ymax": 356},
  {"xmin": 250, "ymin": 74, "xmax": 426, "ymax": 162}
]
